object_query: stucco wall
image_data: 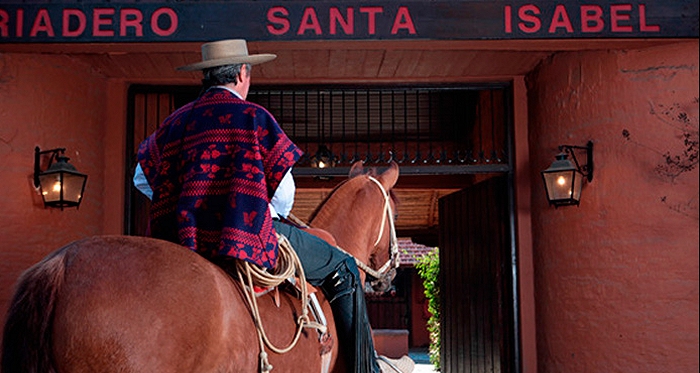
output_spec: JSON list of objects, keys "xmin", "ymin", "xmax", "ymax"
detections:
[
  {"xmin": 0, "ymin": 53, "xmax": 107, "ymax": 322},
  {"xmin": 527, "ymin": 41, "xmax": 699, "ymax": 372}
]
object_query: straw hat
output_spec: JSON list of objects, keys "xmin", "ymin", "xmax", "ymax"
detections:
[{"xmin": 177, "ymin": 39, "xmax": 276, "ymax": 71}]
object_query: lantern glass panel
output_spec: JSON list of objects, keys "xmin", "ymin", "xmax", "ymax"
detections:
[
  {"xmin": 38, "ymin": 171, "xmax": 86, "ymax": 206},
  {"xmin": 39, "ymin": 172, "xmax": 63, "ymax": 203},
  {"xmin": 62, "ymin": 173, "xmax": 87, "ymax": 204},
  {"xmin": 543, "ymin": 169, "xmax": 583, "ymax": 205},
  {"xmin": 570, "ymin": 172, "xmax": 583, "ymax": 202}
]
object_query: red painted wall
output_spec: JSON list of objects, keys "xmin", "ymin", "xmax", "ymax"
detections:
[
  {"xmin": 0, "ymin": 53, "xmax": 107, "ymax": 322},
  {"xmin": 527, "ymin": 42, "xmax": 699, "ymax": 372}
]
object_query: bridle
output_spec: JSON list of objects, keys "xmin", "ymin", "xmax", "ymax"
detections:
[{"xmin": 335, "ymin": 175, "xmax": 400, "ymax": 282}]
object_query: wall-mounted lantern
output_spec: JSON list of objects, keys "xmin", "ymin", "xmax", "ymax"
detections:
[
  {"xmin": 541, "ymin": 141, "xmax": 593, "ymax": 207},
  {"xmin": 34, "ymin": 146, "xmax": 88, "ymax": 210}
]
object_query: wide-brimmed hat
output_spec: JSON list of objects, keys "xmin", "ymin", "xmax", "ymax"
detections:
[{"xmin": 177, "ymin": 39, "xmax": 276, "ymax": 71}]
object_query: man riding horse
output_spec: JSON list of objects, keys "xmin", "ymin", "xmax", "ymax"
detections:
[{"xmin": 133, "ymin": 39, "xmax": 414, "ymax": 373}]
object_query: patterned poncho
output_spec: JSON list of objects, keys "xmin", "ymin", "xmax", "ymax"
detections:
[{"xmin": 137, "ymin": 88, "xmax": 302, "ymax": 269}]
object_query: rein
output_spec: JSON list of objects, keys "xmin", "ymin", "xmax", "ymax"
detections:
[{"xmin": 354, "ymin": 175, "xmax": 400, "ymax": 280}]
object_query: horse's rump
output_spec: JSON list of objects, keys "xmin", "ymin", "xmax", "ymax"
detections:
[{"xmin": 3, "ymin": 235, "xmax": 335, "ymax": 373}]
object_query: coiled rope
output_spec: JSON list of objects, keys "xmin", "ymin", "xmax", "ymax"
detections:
[{"xmin": 236, "ymin": 233, "xmax": 326, "ymax": 372}]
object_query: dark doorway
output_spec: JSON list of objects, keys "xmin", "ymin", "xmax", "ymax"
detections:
[{"xmin": 439, "ymin": 175, "xmax": 518, "ymax": 372}]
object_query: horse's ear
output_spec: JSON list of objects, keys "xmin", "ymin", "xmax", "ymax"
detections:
[
  {"xmin": 377, "ymin": 161, "xmax": 399, "ymax": 189},
  {"xmin": 349, "ymin": 161, "xmax": 364, "ymax": 178}
]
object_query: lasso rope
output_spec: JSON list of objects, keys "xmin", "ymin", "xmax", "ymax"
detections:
[{"xmin": 236, "ymin": 234, "xmax": 326, "ymax": 372}]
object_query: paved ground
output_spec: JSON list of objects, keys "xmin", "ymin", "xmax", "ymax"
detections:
[
  {"xmin": 409, "ymin": 348, "xmax": 438, "ymax": 373},
  {"xmin": 413, "ymin": 363, "xmax": 438, "ymax": 373}
]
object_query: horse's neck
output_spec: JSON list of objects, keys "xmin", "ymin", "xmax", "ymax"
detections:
[
  {"xmin": 308, "ymin": 177, "xmax": 380, "ymax": 264},
  {"xmin": 310, "ymin": 214, "xmax": 372, "ymax": 265}
]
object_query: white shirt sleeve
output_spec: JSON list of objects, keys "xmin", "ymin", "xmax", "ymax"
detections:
[
  {"xmin": 269, "ymin": 168, "xmax": 296, "ymax": 219},
  {"xmin": 133, "ymin": 163, "xmax": 154, "ymax": 200}
]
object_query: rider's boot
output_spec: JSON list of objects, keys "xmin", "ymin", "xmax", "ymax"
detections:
[
  {"xmin": 321, "ymin": 257, "xmax": 381, "ymax": 373},
  {"xmin": 321, "ymin": 257, "xmax": 414, "ymax": 373}
]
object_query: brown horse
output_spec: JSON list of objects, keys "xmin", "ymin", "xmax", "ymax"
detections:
[{"xmin": 1, "ymin": 161, "xmax": 399, "ymax": 373}]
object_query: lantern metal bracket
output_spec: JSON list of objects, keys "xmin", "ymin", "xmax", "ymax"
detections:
[
  {"xmin": 558, "ymin": 141, "xmax": 593, "ymax": 182},
  {"xmin": 33, "ymin": 146, "xmax": 67, "ymax": 189}
]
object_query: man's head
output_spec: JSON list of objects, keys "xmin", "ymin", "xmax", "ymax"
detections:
[
  {"xmin": 178, "ymin": 39, "xmax": 275, "ymax": 97},
  {"xmin": 202, "ymin": 63, "xmax": 252, "ymax": 98},
  {"xmin": 177, "ymin": 39, "xmax": 276, "ymax": 71}
]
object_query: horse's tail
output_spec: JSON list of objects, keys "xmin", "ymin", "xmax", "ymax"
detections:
[{"xmin": 2, "ymin": 247, "xmax": 68, "ymax": 373}]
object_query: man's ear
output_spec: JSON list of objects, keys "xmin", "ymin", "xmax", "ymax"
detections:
[{"xmin": 235, "ymin": 64, "xmax": 247, "ymax": 84}]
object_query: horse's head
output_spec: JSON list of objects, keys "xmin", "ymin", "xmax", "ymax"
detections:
[{"xmin": 308, "ymin": 161, "xmax": 400, "ymax": 291}]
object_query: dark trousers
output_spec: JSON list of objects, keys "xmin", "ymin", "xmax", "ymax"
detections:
[{"xmin": 273, "ymin": 220, "xmax": 380, "ymax": 373}]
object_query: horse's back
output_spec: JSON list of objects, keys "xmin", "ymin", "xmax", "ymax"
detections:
[
  {"xmin": 24, "ymin": 235, "xmax": 336, "ymax": 373},
  {"xmin": 51, "ymin": 235, "xmax": 254, "ymax": 372}
]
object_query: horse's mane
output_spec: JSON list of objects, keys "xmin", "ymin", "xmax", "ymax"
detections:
[{"xmin": 306, "ymin": 167, "xmax": 398, "ymax": 223}]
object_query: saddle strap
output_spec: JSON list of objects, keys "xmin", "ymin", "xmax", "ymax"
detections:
[
  {"xmin": 309, "ymin": 292, "xmax": 334, "ymax": 373},
  {"xmin": 308, "ymin": 293, "xmax": 328, "ymax": 332}
]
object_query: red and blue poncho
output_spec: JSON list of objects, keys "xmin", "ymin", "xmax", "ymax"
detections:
[{"xmin": 137, "ymin": 88, "xmax": 302, "ymax": 269}]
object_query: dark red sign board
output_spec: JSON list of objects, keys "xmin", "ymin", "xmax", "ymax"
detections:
[{"xmin": 0, "ymin": 0, "xmax": 697, "ymax": 43}]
